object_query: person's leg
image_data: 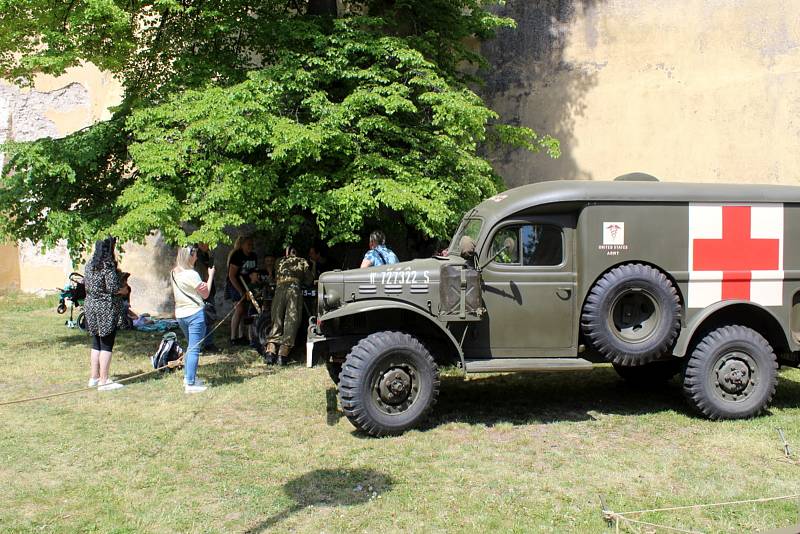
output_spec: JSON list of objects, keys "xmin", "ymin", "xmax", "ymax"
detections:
[
  {"xmin": 184, "ymin": 310, "xmax": 206, "ymax": 386},
  {"xmin": 178, "ymin": 316, "xmax": 189, "ymax": 345},
  {"xmin": 230, "ymin": 301, "xmax": 244, "ymax": 341},
  {"xmin": 277, "ymin": 287, "xmax": 302, "ymax": 364},
  {"xmin": 266, "ymin": 286, "xmax": 287, "ymax": 356},
  {"xmin": 98, "ymin": 332, "xmax": 117, "ymax": 383},
  {"xmin": 90, "ymin": 336, "xmax": 101, "ymax": 385},
  {"xmin": 99, "ymin": 350, "xmax": 112, "ymax": 382}
]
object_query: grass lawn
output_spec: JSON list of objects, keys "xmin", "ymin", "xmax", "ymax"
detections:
[{"xmin": 1, "ymin": 293, "xmax": 799, "ymax": 533}]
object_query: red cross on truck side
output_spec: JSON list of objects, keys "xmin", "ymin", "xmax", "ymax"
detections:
[{"xmin": 692, "ymin": 205, "xmax": 780, "ymax": 300}]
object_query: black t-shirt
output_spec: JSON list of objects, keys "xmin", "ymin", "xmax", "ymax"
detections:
[{"xmin": 228, "ymin": 249, "xmax": 258, "ymax": 278}]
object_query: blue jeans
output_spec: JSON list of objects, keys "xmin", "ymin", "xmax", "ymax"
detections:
[{"xmin": 177, "ymin": 309, "xmax": 206, "ymax": 385}]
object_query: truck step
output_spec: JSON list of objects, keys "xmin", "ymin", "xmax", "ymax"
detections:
[{"xmin": 464, "ymin": 358, "xmax": 593, "ymax": 374}]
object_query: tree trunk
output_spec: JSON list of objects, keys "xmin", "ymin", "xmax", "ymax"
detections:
[{"xmin": 307, "ymin": 0, "xmax": 337, "ymax": 16}]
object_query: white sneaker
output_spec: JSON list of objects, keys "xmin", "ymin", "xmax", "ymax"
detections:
[
  {"xmin": 185, "ymin": 382, "xmax": 208, "ymax": 394},
  {"xmin": 98, "ymin": 380, "xmax": 124, "ymax": 391},
  {"xmin": 88, "ymin": 378, "xmax": 100, "ymax": 387}
]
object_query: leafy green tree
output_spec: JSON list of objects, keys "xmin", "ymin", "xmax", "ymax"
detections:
[{"xmin": 0, "ymin": 0, "xmax": 558, "ymax": 254}]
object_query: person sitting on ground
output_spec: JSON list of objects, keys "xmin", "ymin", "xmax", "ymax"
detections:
[
  {"xmin": 84, "ymin": 237, "xmax": 128, "ymax": 391},
  {"xmin": 264, "ymin": 245, "xmax": 313, "ymax": 365},
  {"xmin": 359, "ymin": 230, "xmax": 399, "ymax": 268},
  {"xmin": 171, "ymin": 245, "xmax": 215, "ymax": 393},
  {"xmin": 226, "ymin": 235, "xmax": 258, "ymax": 346}
]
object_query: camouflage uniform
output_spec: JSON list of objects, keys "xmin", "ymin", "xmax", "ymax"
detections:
[{"xmin": 266, "ymin": 256, "xmax": 312, "ymax": 357}]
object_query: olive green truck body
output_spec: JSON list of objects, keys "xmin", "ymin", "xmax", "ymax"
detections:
[{"xmin": 308, "ymin": 178, "xmax": 800, "ymax": 436}]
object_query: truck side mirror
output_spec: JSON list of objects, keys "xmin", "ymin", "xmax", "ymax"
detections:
[{"xmin": 478, "ymin": 242, "xmax": 514, "ymax": 272}]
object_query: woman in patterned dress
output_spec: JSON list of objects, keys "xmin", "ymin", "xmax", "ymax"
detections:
[{"xmin": 84, "ymin": 237, "xmax": 128, "ymax": 391}]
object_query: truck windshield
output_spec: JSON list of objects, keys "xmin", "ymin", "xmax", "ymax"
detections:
[{"xmin": 448, "ymin": 217, "xmax": 483, "ymax": 256}]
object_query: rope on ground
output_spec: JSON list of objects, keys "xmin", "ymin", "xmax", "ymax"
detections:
[
  {"xmin": 0, "ymin": 304, "xmax": 238, "ymax": 407},
  {"xmin": 601, "ymin": 493, "xmax": 800, "ymax": 533}
]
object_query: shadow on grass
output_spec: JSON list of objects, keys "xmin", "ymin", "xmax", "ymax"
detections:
[
  {"xmin": 326, "ymin": 387, "xmax": 344, "ymax": 426},
  {"xmin": 772, "ymin": 372, "xmax": 800, "ymax": 409},
  {"xmin": 421, "ymin": 367, "xmax": 800, "ymax": 429},
  {"xmin": 406, "ymin": 367, "xmax": 682, "ymax": 429},
  {"xmin": 243, "ymin": 468, "xmax": 393, "ymax": 533}
]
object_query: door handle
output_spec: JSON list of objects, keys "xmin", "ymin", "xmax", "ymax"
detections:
[{"xmin": 556, "ymin": 288, "xmax": 572, "ymax": 300}]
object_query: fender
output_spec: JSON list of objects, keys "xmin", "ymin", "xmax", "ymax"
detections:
[
  {"xmin": 319, "ymin": 299, "xmax": 465, "ymax": 364},
  {"xmin": 673, "ymin": 299, "xmax": 792, "ymax": 357}
]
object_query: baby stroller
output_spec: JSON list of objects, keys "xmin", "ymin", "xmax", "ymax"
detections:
[{"xmin": 57, "ymin": 272, "xmax": 87, "ymax": 330}]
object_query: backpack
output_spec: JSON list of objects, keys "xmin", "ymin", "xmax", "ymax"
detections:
[{"xmin": 151, "ymin": 332, "xmax": 184, "ymax": 371}]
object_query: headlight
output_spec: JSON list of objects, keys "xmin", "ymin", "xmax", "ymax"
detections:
[{"xmin": 324, "ymin": 289, "xmax": 341, "ymax": 310}]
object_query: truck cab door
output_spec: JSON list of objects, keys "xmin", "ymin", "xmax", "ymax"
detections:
[{"xmin": 466, "ymin": 215, "xmax": 577, "ymax": 358}]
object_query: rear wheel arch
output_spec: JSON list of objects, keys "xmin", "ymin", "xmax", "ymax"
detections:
[{"xmin": 675, "ymin": 302, "xmax": 790, "ymax": 358}]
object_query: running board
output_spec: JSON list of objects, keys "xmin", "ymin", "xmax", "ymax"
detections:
[{"xmin": 464, "ymin": 358, "xmax": 593, "ymax": 374}]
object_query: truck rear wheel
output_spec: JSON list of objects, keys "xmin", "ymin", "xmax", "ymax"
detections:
[
  {"xmin": 612, "ymin": 359, "xmax": 683, "ymax": 384},
  {"xmin": 683, "ymin": 326, "xmax": 778, "ymax": 420},
  {"xmin": 582, "ymin": 263, "xmax": 680, "ymax": 366},
  {"xmin": 338, "ymin": 331, "xmax": 440, "ymax": 437}
]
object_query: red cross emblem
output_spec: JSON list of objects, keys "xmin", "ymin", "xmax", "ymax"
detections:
[{"xmin": 692, "ymin": 206, "xmax": 780, "ymax": 300}]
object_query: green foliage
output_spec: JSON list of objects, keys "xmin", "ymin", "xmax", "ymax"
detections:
[{"xmin": 0, "ymin": 0, "xmax": 559, "ymax": 253}]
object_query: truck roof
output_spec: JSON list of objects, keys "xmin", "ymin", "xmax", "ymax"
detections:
[{"xmin": 474, "ymin": 179, "xmax": 800, "ymax": 224}]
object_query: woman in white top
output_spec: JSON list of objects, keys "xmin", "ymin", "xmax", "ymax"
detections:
[{"xmin": 172, "ymin": 245, "xmax": 215, "ymax": 393}]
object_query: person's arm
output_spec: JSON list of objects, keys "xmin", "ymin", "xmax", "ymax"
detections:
[
  {"xmin": 195, "ymin": 282, "xmax": 211, "ymax": 300},
  {"xmin": 190, "ymin": 270, "xmax": 211, "ymax": 300},
  {"xmin": 360, "ymin": 251, "xmax": 373, "ymax": 269},
  {"xmin": 206, "ymin": 266, "xmax": 215, "ymax": 291},
  {"xmin": 105, "ymin": 266, "xmax": 122, "ymax": 296}
]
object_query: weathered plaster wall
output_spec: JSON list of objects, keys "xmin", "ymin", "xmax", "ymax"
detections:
[
  {"xmin": 0, "ymin": 244, "xmax": 20, "ymax": 289},
  {"xmin": 17, "ymin": 240, "xmax": 75, "ymax": 294},
  {"xmin": 0, "ymin": 64, "xmax": 124, "ymax": 296},
  {"xmin": 5, "ymin": 1, "xmax": 800, "ymax": 311},
  {"xmin": 118, "ymin": 234, "xmax": 178, "ymax": 316},
  {"xmin": 481, "ymin": 0, "xmax": 800, "ymax": 186}
]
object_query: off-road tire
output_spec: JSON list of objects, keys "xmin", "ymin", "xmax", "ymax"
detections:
[
  {"xmin": 582, "ymin": 263, "xmax": 681, "ymax": 366},
  {"xmin": 683, "ymin": 326, "xmax": 778, "ymax": 420},
  {"xmin": 326, "ymin": 361, "xmax": 342, "ymax": 385},
  {"xmin": 612, "ymin": 359, "xmax": 683, "ymax": 384},
  {"xmin": 254, "ymin": 311, "xmax": 272, "ymax": 347},
  {"xmin": 339, "ymin": 331, "xmax": 440, "ymax": 437}
]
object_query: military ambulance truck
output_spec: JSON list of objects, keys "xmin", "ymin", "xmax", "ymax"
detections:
[{"xmin": 307, "ymin": 176, "xmax": 800, "ymax": 436}]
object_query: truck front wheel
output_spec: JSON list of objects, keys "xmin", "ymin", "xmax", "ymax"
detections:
[
  {"xmin": 338, "ymin": 331, "xmax": 440, "ymax": 437},
  {"xmin": 683, "ymin": 326, "xmax": 778, "ymax": 419}
]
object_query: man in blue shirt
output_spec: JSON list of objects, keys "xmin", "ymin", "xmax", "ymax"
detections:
[{"xmin": 360, "ymin": 230, "xmax": 399, "ymax": 268}]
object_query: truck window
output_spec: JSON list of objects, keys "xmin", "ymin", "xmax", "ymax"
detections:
[
  {"xmin": 521, "ymin": 224, "xmax": 563, "ymax": 266},
  {"xmin": 490, "ymin": 224, "xmax": 563, "ymax": 266},
  {"xmin": 490, "ymin": 227, "xmax": 521, "ymax": 264},
  {"xmin": 449, "ymin": 218, "xmax": 483, "ymax": 256}
]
